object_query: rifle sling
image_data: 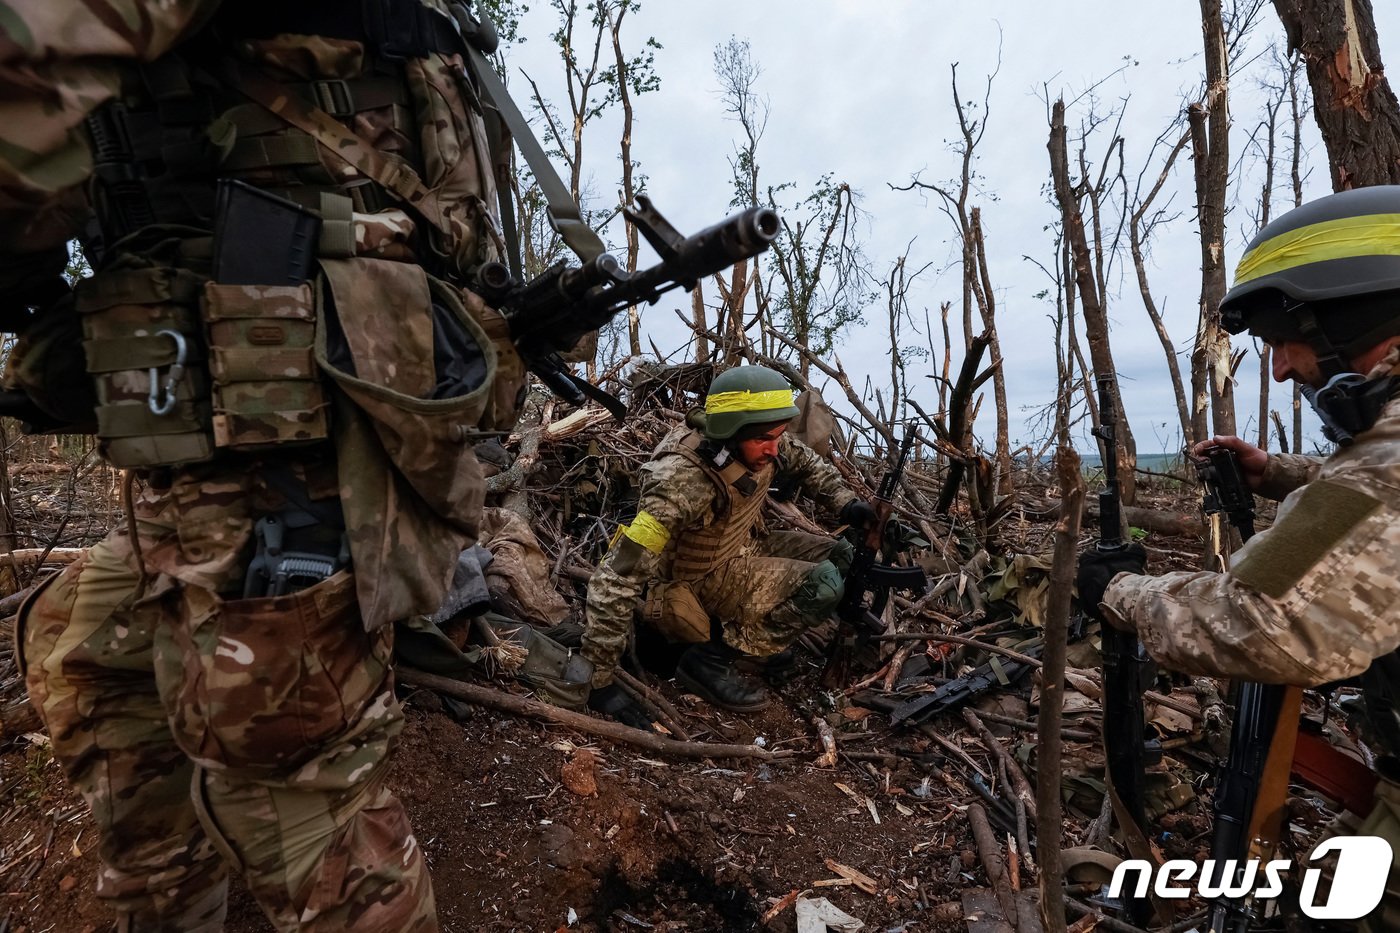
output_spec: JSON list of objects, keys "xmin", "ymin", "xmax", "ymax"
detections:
[
  {"xmin": 1105, "ymin": 780, "xmax": 1178, "ymax": 924},
  {"xmin": 1246, "ymin": 684, "xmax": 1304, "ymax": 860},
  {"xmin": 461, "ymin": 44, "xmax": 606, "ymax": 264}
]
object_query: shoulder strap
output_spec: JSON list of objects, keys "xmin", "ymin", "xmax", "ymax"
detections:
[
  {"xmin": 459, "ymin": 43, "xmax": 605, "ymax": 264},
  {"xmin": 671, "ymin": 431, "xmax": 759, "ymax": 500},
  {"xmin": 230, "ymin": 61, "xmax": 461, "ymax": 245}
]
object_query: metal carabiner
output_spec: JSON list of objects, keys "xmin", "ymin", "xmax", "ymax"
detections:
[{"xmin": 147, "ymin": 329, "xmax": 188, "ymax": 416}]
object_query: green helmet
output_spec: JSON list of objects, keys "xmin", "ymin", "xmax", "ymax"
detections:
[
  {"xmin": 1220, "ymin": 186, "xmax": 1400, "ymax": 368},
  {"xmin": 698, "ymin": 365, "xmax": 800, "ymax": 440}
]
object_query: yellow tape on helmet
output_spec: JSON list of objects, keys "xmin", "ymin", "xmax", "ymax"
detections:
[
  {"xmin": 1234, "ymin": 212, "xmax": 1400, "ymax": 286},
  {"xmin": 704, "ymin": 388, "xmax": 795, "ymax": 414}
]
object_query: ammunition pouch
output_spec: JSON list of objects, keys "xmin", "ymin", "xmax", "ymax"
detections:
[
  {"xmin": 75, "ymin": 261, "xmax": 214, "ymax": 467},
  {"xmin": 202, "ymin": 282, "xmax": 329, "ymax": 449},
  {"xmin": 643, "ymin": 581, "xmax": 711, "ymax": 645}
]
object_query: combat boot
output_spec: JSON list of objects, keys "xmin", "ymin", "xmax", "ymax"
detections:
[
  {"xmin": 675, "ymin": 641, "xmax": 770, "ymax": 712},
  {"xmin": 737, "ymin": 647, "xmax": 800, "ymax": 685}
]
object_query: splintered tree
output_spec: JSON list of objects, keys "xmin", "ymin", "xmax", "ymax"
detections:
[
  {"xmin": 712, "ymin": 38, "xmax": 870, "ymax": 381},
  {"xmin": 601, "ymin": 1, "xmax": 661, "ymax": 357},
  {"xmin": 1244, "ymin": 45, "xmax": 1292, "ymax": 450},
  {"xmin": 1127, "ymin": 122, "xmax": 1194, "ymax": 446},
  {"xmin": 1048, "ymin": 99, "xmax": 1139, "ymax": 505},
  {"xmin": 712, "ymin": 37, "xmax": 768, "ymax": 364},
  {"xmin": 892, "ymin": 63, "xmax": 1014, "ymax": 495},
  {"xmin": 520, "ymin": 0, "xmax": 661, "ymax": 368},
  {"xmin": 1188, "ymin": 0, "xmax": 1271, "ymax": 442},
  {"xmin": 1272, "ymin": 0, "xmax": 1400, "ymax": 188}
]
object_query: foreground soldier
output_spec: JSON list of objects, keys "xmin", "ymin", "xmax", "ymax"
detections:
[
  {"xmin": 584, "ymin": 366, "xmax": 873, "ymax": 722},
  {"xmin": 1, "ymin": 2, "xmax": 530, "ymax": 930},
  {"xmin": 1077, "ymin": 185, "xmax": 1400, "ymax": 930}
]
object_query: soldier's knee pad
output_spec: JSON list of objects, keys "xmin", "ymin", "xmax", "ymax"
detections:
[
  {"xmin": 827, "ymin": 537, "xmax": 855, "ymax": 575},
  {"xmin": 790, "ymin": 560, "xmax": 845, "ymax": 617}
]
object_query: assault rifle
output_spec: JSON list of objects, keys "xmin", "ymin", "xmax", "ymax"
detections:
[
  {"xmin": 889, "ymin": 641, "xmax": 1041, "ymax": 725},
  {"xmin": 1191, "ymin": 446, "xmax": 1303, "ymax": 933},
  {"xmin": 822, "ymin": 429, "xmax": 928, "ymax": 687},
  {"xmin": 473, "ymin": 196, "xmax": 779, "ymax": 419},
  {"xmin": 1095, "ymin": 375, "xmax": 1161, "ymax": 927}
]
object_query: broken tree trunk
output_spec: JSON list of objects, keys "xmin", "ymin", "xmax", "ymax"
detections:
[{"xmin": 1272, "ymin": 0, "xmax": 1400, "ymax": 188}]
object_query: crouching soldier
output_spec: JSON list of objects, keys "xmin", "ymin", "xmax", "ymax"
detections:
[{"xmin": 583, "ymin": 365, "xmax": 874, "ymax": 723}]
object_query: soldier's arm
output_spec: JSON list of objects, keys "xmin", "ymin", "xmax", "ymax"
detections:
[
  {"xmin": 777, "ymin": 434, "xmax": 856, "ymax": 516},
  {"xmin": 582, "ymin": 458, "xmax": 712, "ymax": 688},
  {"xmin": 1255, "ymin": 452, "xmax": 1323, "ymax": 501},
  {"xmin": 1103, "ymin": 471, "xmax": 1400, "ymax": 685},
  {"xmin": 0, "ymin": 1, "xmax": 223, "ymax": 251}
]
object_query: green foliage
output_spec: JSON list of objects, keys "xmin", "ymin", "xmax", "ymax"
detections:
[{"xmin": 478, "ymin": 0, "xmax": 528, "ymax": 46}]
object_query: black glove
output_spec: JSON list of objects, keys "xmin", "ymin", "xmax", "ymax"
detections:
[
  {"xmin": 839, "ymin": 499, "xmax": 878, "ymax": 529},
  {"xmin": 1075, "ymin": 543, "xmax": 1148, "ymax": 617},
  {"xmin": 587, "ymin": 683, "xmax": 653, "ymax": 730}
]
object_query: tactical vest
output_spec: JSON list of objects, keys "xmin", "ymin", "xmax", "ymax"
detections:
[
  {"xmin": 58, "ymin": 0, "xmax": 523, "ymax": 469},
  {"xmin": 662, "ymin": 431, "xmax": 775, "ymax": 583}
]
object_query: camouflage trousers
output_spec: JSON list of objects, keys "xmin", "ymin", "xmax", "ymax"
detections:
[
  {"xmin": 18, "ymin": 502, "xmax": 436, "ymax": 931},
  {"xmin": 694, "ymin": 530, "xmax": 851, "ymax": 657}
]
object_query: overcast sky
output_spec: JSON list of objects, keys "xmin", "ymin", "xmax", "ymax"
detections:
[{"xmin": 496, "ymin": 1, "xmax": 1400, "ymax": 456}]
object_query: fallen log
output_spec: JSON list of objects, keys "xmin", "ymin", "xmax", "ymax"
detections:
[
  {"xmin": 398, "ymin": 667, "xmax": 798, "ymax": 762},
  {"xmin": 1035, "ymin": 498, "xmax": 1204, "ymax": 538}
]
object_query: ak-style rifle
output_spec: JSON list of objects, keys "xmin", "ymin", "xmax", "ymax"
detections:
[
  {"xmin": 473, "ymin": 196, "xmax": 778, "ymax": 419},
  {"xmin": 1192, "ymin": 445, "xmax": 1303, "ymax": 933},
  {"xmin": 1095, "ymin": 375, "xmax": 1161, "ymax": 927},
  {"xmin": 822, "ymin": 429, "xmax": 928, "ymax": 686}
]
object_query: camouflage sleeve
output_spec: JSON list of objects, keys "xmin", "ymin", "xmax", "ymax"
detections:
[
  {"xmin": 0, "ymin": 1, "xmax": 224, "ymax": 250},
  {"xmin": 1255, "ymin": 452, "xmax": 1323, "ymax": 501},
  {"xmin": 1103, "ymin": 470, "xmax": 1400, "ymax": 685},
  {"xmin": 777, "ymin": 434, "xmax": 856, "ymax": 516},
  {"xmin": 582, "ymin": 455, "xmax": 715, "ymax": 688}
]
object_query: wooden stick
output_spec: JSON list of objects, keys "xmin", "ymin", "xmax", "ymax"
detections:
[
  {"xmin": 614, "ymin": 670, "xmax": 692, "ymax": 742},
  {"xmin": 398, "ymin": 668, "xmax": 797, "ymax": 761},
  {"xmin": 811, "ymin": 713, "xmax": 838, "ymax": 768},
  {"xmin": 967, "ymin": 802, "xmax": 1019, "ymax": 927},
  {"xmin": 963, "ymin": 709, "xmax": 1038, "ymax": 823},
  {"xmin": 1038, "ymin": 446, "xmax": 1083, "ymax": 933}
]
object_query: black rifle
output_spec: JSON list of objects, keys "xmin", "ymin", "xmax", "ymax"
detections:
[
  {"xmin": 822, "ymin": 429, "xmax": 928, "ymax": 686},
  {"xmin": 889, "ymin": 642, "xmax": 1041, "ymax": 725},
  {"xmin": 475, "ymin": 196, "xmax": 779, "ymax": 419},
  {"xmin": 1192, "ymin": 447, "xmax": 1301, "ymax": 933},
  {"xmin": 1095, "ymin": 375, "xmax": 1159, "ymax": 927}
]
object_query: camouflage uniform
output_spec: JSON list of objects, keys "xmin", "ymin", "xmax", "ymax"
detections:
[
  {"xmin": 4, "ymin": 1, "xmax": 519, "ymax": 929},
  {"xmin": 1101, "ymin": 364, "xmax": 1400, "ymax": 686},
  {"xmin": 583, "ymin": 424, "xmax": 856, "ymax": 688}
]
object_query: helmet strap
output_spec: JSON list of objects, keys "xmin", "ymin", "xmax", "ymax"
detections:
[
  {"xmin": 1302, "ymin": 373, "xmax": 1400, "ymax": 446},
  {"xmin": 1291, "ymin": 303, "xmax": 1352, "ymax": 378}
]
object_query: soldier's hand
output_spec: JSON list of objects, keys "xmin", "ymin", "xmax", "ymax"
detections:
[
  {"xmin": 587, "ymin": 683, "xmax": 653, "ymax": 731},
  {"xmin": 1075, "ymin": 544, "xmax": 1147, "ymax": 618},
  {"xmin": 839, "ymin": 499, "xmax": 878, "ymax": 529},
  {"xmin": 1191, "ymin": 435, "xmax": 1268, "ymax": 489}
]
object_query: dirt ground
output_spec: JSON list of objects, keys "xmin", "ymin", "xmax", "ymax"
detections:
[
  {"xmin": 0, "ymin": 433, "xmax": 1311, "ymax": 933},
  {"xmin": 2, "ymin": 655, "xmax": 991, "ymax": 933}
]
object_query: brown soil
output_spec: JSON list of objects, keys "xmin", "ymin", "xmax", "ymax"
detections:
[{"xmin": 3, "ymin": 663, "xmax": 985, "ymax": 933}]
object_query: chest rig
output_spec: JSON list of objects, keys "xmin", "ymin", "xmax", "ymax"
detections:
[
  {"xmin": 73, "ymin": 0, "xmax": 506, "ymax": 469},
  {"xmin": 663, "ymin": 431, "xmax": 775, "ymax": 583}
]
